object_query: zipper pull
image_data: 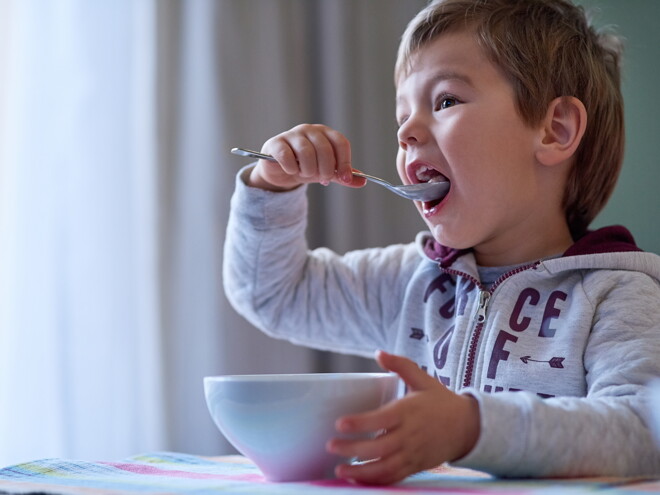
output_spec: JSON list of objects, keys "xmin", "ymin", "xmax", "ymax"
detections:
[{"xmin": 475, "ymin": 290, "xmax": 490, "ymax": 324}]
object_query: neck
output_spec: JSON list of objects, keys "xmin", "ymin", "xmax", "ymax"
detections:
[{"xmin": 474, "ymin": 217, "xmax": 573, "ymax": 267}]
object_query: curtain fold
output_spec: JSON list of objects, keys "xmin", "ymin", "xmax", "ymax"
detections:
[{"xmin": 0, "ymin": 0, "xmax": 425, "ymax": 466}]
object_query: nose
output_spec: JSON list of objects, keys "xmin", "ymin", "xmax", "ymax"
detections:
[{"xmin": 397, "ymin": 113, "xmax": 428, "ymax": 151}]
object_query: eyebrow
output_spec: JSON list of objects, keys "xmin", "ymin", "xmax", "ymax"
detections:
[
  {"xmin": 430, "ymin": 70, "xmax": 473, "ymax": 86},
  {"xmin": 396, "ymin": 70, "xmax": 474, "ymax": 104}
]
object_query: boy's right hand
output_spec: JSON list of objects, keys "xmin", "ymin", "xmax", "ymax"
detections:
[{"xmin": 248, "ymin": 124, "xmax": 365, "ymax": 191}]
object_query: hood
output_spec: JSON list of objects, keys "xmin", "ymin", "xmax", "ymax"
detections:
[
  {"xmin": 563, "ymin": 225, "xmax": 642, "ymax": 256},
  {"xmin": 417, "ymin": 225, "xmax": 660, "ymax": 281},
  {"xmin": 418, "ymin": 225, "xmax": 642, "ymax": 264}
]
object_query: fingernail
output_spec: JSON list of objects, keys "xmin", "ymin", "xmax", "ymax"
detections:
[{"xmin": 337, "ymin": 419, "xmax": 354, "ymax": 433}]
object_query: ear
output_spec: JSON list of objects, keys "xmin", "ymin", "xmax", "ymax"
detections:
[{"xmin": 535, "ymin": 96, "xmax": 587, "ymax": 167}]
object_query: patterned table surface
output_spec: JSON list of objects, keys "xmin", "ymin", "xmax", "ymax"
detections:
[{"xmin": 0, "ymin": 452, "xmax": 658, "ymax": 495}]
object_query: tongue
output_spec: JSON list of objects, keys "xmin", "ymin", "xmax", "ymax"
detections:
[
  {"xmin": 417, "ymin": 167, "xmax": 448, "ymax": 184},
  {"xmin": 422, "ymin": 174, "xmax": 449, "ymax": 210},
  {"xmin": 427, "ymin": 173, "xmax": 448, "ymax": 184}
]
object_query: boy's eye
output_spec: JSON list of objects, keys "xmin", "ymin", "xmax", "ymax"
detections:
[{"xmin": 435, "ymin": 96, "xmax": 458, "ymax": 111}]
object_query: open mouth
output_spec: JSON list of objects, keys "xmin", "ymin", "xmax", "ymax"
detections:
[{"xmin": 411, "ymin": 164, "xmax": 450, "ymax": 212}]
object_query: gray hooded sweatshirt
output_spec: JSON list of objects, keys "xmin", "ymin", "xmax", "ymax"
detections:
[{"xmin": 223, "ymin": 167, "xmax": 660, "ymax": 478}]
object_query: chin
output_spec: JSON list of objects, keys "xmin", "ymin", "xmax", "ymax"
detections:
[
  {"xmin": 426, "ymin": 224, "xmax": 472, "ymax": 251},
  {"xmin": 427, "ymin": 224, "xmax": 451, "ymax": 246}
]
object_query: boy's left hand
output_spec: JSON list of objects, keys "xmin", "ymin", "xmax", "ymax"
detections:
[{"xmin": 326, "ymin": 351, "xmax": 480, "ymax": 485}]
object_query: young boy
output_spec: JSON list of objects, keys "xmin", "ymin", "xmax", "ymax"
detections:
[{"xmin": 223, "ymin": 0, "xmax": 660, "ymax": 484}]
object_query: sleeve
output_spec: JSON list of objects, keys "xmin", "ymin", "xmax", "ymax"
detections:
[
  {"xmin": 453, "ymin": 270, "xmax": 660, "ymax": 477},
  {"xmin": 222, "ymin": 165, "xmax": 420, "ymax": 358}
]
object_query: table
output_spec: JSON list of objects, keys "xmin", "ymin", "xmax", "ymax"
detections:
[{"xmin": 0, "ymin": 452, "xmax": 658, "ymax": 494}]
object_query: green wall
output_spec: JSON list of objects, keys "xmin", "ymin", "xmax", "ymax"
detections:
[{"xmin": 577, "ymin": 0, "xmax": 660, "ymax": 253}]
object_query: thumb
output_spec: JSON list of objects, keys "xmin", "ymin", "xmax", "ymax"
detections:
[
  {"xmin": 342, "ymin": 169, "xmax": 367, "ymax": 189},
  {"xmin": 375, "ymin": 350, "xmax": 437, "ymax": 392}
]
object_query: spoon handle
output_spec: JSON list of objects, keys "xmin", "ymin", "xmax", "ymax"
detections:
[
  {"xmin": 231, "ymin": 147, "xmax": 373, "ymax": 181},
  {"xmin": 231, "ymin": 146, "xmax": 374, "ymax": 183},
  {"xmin": 231, "ymin": 148, "xmax": 278, "ymax": 162}
]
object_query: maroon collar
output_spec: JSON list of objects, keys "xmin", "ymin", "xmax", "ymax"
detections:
[
  {"xmin": 563, "ymin": 225, "xmax": 642, "ymax": 257},
  {"xmin": 423, "ymin": 225, "xmax": 641, "ymax": 267},
  {"xmin": 422, "ymin": 238, "xmax": 469, "ymax": 266}
]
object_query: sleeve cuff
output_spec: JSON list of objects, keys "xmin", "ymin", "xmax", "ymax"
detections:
[{"xmin": 231, "ymin": 164, "xmax": 308, "ymax": 230}]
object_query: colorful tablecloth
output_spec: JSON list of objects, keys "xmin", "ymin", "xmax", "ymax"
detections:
[{"xmin": 0, "ymin": 452, "xmax": 658, "ymax": 495}]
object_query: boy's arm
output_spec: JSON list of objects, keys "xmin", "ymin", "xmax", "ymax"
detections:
[
  {"xmin": 453, "ymin": 271, "xmax": 660, "ymax": 477},
  {"xmin": 223, "ymin": 165, "xmax": 419, "ymax": 356}
]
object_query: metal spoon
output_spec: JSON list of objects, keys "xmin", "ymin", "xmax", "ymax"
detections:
[{"xmin": 230, "ymin": 147, "xmax": 449, "ymax": 202}]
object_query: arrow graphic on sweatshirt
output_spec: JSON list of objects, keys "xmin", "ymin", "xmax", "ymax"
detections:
[{"xmin": 520, "ymin": 356, "xmax": 565, "ymax": 369}]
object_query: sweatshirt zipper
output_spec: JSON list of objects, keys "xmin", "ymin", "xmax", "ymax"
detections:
[
  {"xmin": 441, "ymin": 261, "xmax": 540, "ymax": 389},
  {"xmin": 462, "ymin": 290, "xmax": 490, "ymax": 388}
]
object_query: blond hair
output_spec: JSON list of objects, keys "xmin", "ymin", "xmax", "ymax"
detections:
[{"xmin": 396, "ymin": 0, "xmax": 624, "ymax": 238}]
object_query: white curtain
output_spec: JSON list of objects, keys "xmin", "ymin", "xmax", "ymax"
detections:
[
  {"xmin": 0, "ymin": 0, "xmax": 425, "ymax": 466},
  {"xmin": 0, "ymin": 0, "xmax": 166, "ymax": 464}
]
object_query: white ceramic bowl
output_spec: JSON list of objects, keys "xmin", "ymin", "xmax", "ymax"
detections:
[{"xmin": 204, "ymin": 373, "xmax": 399, "ymax": 481}]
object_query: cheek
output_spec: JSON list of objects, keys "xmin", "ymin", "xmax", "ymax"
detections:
[{"xmin": 445, "ymin": 116, "xmax": 533, "ymax": 178}]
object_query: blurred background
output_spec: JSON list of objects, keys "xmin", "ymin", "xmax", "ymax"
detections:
[{"xmin": 0, "ymin": 0, "xmax": 657, "ymax": 467}]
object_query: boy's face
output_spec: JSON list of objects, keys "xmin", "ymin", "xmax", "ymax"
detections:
[{"xmin": 395, "ymin": 30, "xmax": 555, "ymax": 265}]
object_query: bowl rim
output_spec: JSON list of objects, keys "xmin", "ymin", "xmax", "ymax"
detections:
[{"xmin": 203, "ymin": 372, "xmax": 397, "ymax": 383}]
